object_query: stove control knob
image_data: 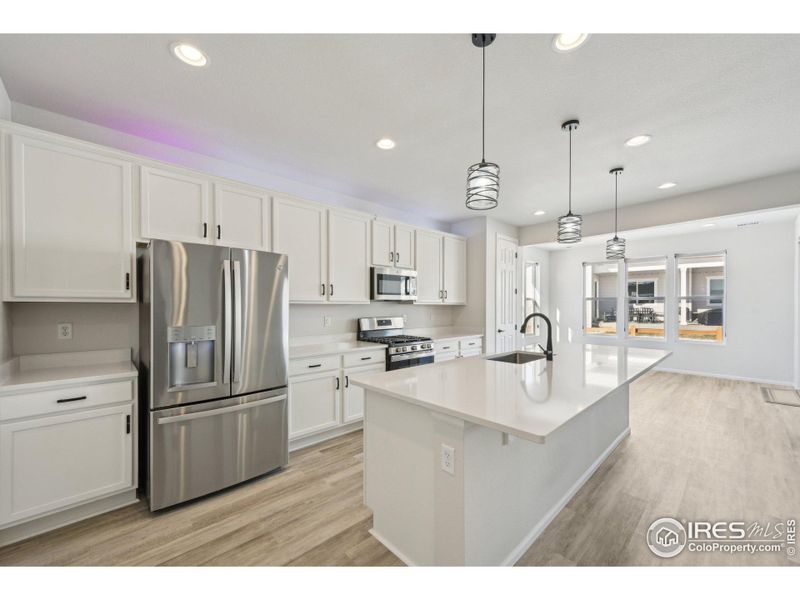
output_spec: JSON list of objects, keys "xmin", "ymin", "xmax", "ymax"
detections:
[{"xmin": 411, "ymin": 345, "xmax": 418, "ymax": 351}]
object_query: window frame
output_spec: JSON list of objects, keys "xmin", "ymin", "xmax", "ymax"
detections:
[
  {"xmin": 582, "ymin": 260, "xmax": 622, "ymax": 338},
  {"xmin": 624, "ymin": 256, "xmax": 668, "ymax": 341},
  {"xmin": 674, "ymin": 251, "xmax": 727, "ymax": 345}
]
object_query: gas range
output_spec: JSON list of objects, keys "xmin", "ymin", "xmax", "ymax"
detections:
[{"xmin": 357, "ymin": 317, "xmax": 435, "ymax": 371}]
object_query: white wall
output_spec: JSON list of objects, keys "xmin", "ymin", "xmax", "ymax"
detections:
[
  {"xmin": 0, "ymin": 75, "xmax": 11, "ymax": 361},
  {"xmin": 290, "ymin": 303, "xmax": 454, "ymax": 338},
  {"xmin": 544, "ymin": 220, "xmax": 795, "ymax": 385},
  {"xmin": 452, "ymin": 217, "xmax": 486, "ymax": 332},
  {"xmin": 520, "ymin": 169, "xmax": 800, "ymax": 246},
  {"xmin": 795, "ymin": 214, "xmax": 800, "ymax": 388}
]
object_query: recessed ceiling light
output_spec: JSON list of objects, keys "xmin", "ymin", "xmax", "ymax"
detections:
[
  {"xmin": 625, "ymin": 134, "xmax": 651, "ymax": 147},
  {"xmin": 171, "ymin": 42, "xmax": 208, "ymax": 67},
  {"xmin": 702, "ymin": 223, "xmax": 716, "ymax": 228},
  {"xmin": 658, "ymin": 182, "xmax": 677, "ymax": 189},
  {"xmin": 552, "ymin": 33, "xmax": 589, "ymax": 52},
  {"xmin": 376, "ymin": 138, "xmax": 396, "ymax": 150},
  {"xmin": 534, "ymin": 210, "xmax": 546, "ymax": 216}
]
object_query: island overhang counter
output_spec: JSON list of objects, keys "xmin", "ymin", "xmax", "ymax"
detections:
[{"xmin": 349, "ymin": 343, "xmax": 670, "ymax": 566}]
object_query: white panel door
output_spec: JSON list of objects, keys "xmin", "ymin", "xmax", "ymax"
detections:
[
  {"xmin": 328, "ymin": 209, "xmax": 371, "ymax": 303},
  {"xmin": 394, "ymin": 224, "xmax": 416, "ymax": 269},
  {"xmin": 272, "ymin": 196, "xmax": 327, "ymax": 303},
  {"xmin": 9, "ymin": 135, "xmax": 134, "ymax": 300},
  {"xmin": 343, "ymin": 363, "xmax": 384, "ymax": 423},
  {"xmin": 371, "ymin": 219, "xmax": 394, "ymax": 267},
  {"xmin": 495, "ymin": 236, "xmax": 518, "ymax": 352},
  {"xmin": 288, "ymin": 372, "xmax": 341, "ymax": 439},
  {"xmin": 140, "ymin": 165, "xmax": 211, "ymax": 244},
  {"xmin": 443, "ymin": 236, "xmax": 467, "ymax": 304},
  {"xmin": 0, "ymin": 404, "xmax": 133, "ymax": 526},
  {"xmin": 213, "ymin": 182, "xmax": 270, "ymax": 250},
  {"xmin": 415, "ymin": 230, "xmax": 443, "ymax": 304}
]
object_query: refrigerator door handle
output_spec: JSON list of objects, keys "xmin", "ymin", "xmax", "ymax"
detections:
[
  {"xmin": 156, "ymin": 394, "xmax": 287, "ymax": 425},
  {"xmin": 233, "ymin": 259, "xmax": 243, "ymax": 384},
  {"xmin": 223, "ymin": 259, "xmax": 232, "ymax": 384}
]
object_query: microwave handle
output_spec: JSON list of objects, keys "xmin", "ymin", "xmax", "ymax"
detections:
[{"xmin": 405, "ymin": 277, "xmax": 410, "ymax": 295}]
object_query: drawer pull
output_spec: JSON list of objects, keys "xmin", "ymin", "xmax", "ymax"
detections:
[
  {"xmin": 308, "ymin": 363, "xmax": 322, "ymax": 368},
  {"xmin": 57, "ymin": 395, "xmax": 87, "ymax": 404},
  {"xmin": 442, "ymin": 345, "xmax": 451, "ymax": 350},
  {"xmin": 360, "ymin": 356, "xmax": 372, "ymax": 361}
]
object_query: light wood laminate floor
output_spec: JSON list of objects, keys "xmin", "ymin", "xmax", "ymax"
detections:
[{"xmin": 1, "ymin": 372, "xmax": 798, "ymax": 566}]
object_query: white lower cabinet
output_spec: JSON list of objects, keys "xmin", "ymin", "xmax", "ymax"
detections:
[
  {"xmin": 434, "ymin": 337, "xmax": 483, "ymax": 362},
  {"xmin": 342, "ymin": 363, "xmax": 384, "ymax": 423},
  {"xmin": 0, "ymin": 401, "xmax": 134, "ymax": 526},
  {"xmin": 288, "ymin": 370, "xmax": 341, "ymax": 439}
]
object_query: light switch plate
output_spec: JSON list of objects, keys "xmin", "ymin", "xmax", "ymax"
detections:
[{"xmin": 57, "ymin": 323, "xmax": 73, "ymax": 340}]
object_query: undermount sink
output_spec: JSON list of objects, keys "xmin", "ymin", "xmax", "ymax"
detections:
[{"xmin": 486, "ymin": 351, "xmax": 546, "ymax": 365}]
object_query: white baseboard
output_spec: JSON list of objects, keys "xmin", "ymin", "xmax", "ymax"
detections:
[
  {"xmin": 369, "ymin": 527, "xmax": 418, "ymax": 566},
  {"xmin": 289, "ymin": 421, "xmax": 363, "ymax": 453},
  {"xmin": 499, "ymin": 426, "xmax": 632, "ymax": 567},
  {"xmin": 653, "ymin": 366, "xmax": 794, "ymax": 388}
]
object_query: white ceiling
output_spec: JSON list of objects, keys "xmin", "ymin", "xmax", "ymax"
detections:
[{"xmin": 1, "ymin": 34, "xmax": 800, "ymax": 225}]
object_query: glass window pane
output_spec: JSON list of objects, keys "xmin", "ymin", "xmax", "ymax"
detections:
[
  {"xmin": 638, "ymin": 281, "xmax": 655, "ymax": 297},
  {"xmin": 584, "ymin": 262, "xmax": 618, "ymax": 299},
  {"xmin": 677, "ymin": 298, "xmax": 724, "ymax": 342},
  {"xmin": 627, "ymin": 297, "xmax": 665, "ymax": 338},
  {"xmin": 676, "ymin": 253, "xmax": 725, "ymax": 297},
  {"xmin": 584, "ymin": 299, "xmax": 617, "ymax": 336}
]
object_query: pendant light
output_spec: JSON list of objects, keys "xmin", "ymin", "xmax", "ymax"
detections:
[
  {"xmin": 557, "ymin": 120, "xmax": 582, "ymax": 243},
  {"xmin": 466, "ymin": 33, "xmax": 499, "ymax": 210},
  {"xmin": 606, "ymin": 167, "xmax": 626, "ymax": 259}
]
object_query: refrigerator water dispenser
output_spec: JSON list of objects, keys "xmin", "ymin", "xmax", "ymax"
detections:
[{"xmin": 168, "ymin": 325, "xmax": 216, "ymax": 390}]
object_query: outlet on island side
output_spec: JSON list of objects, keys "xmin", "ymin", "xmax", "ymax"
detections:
[
  {"xmin": 323, "ymin": 316, "xmax": 332, "ymax": 328},
  {"xmin": 440, "ymin": 444, "xmax": 455, "ymax": 475},
  {"xmin": 57, "ymin": 323, "xmax": 73, "ymax": 340}
]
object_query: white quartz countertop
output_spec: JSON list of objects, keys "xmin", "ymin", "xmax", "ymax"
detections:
[
  {"xmin": 0, "ymin": 349, "xmax": 138, "ymax": 395},
  {"xmin": 289, "ymin": 340, "xmax": 387, "ymax": 359},
  {"xmin": 350, "ymin": 343, "xmax": 670, "ymax": 444}
]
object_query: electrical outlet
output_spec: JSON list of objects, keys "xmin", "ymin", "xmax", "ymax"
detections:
[
  {"xmin": 440, "ymin": 444, "xmax": 455, "ymax": 475},
  {"xmin": 323, "ymin": 316, "xmax": 332, "ymax": 328},
  {"xmin": 57, "ymin": 323, "xmax": 73, "ymax": 340},
  {"xmin": 429, "ymin": 310, "xmax": 434, "ymax": 321}
]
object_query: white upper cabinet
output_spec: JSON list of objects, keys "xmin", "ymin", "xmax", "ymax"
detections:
[
  {"xmin": 371, "ymin": 219, "xmax": 394, "ymax": 267},
  {"xmin": 443, "ymin": 235, "xmax": 467, "ymax": 304},
  {"xmin": 415, "ymin": 230, "xmax": 444, "ymax": 304},
  {"xmin": 272, "ymin": 196, "xmax": 328, "ymax": 302},
  {"xmin": 328, "ymin": 209, "xmax": 371, "ymax": 303},
  {"xmin": 140, "ymin": 165, "xmax": 211, "ymax": 244},
  {"xmin": 394, "ymin": 224, "xmax": 415, "ymax": 269},
  {"xmin": 213, "ymin": 182, "xmax": 270, "ymax": 250},
  {"xmin": 6, "ymin": 134, "xmax": 134, "ymax": 301},
  {"xmin": 371, "ymin": 219, "xmax": 415, "ymax": 269}
]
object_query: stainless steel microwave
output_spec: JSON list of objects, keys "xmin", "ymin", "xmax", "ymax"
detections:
[{"xmin": 371, "ymin": 267, "xmax": 418, "ymax": 301}]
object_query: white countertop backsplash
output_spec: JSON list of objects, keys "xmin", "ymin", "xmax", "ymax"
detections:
[{"xmin": 350, "ymin": 343, "xmax": 670, "ymax": 444}]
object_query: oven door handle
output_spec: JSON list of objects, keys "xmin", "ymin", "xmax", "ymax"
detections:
[
  {"xmin": 156, "ymin": 395, "xmax": 287, "ymax": 425},
  {"xmin": 389, "ymin": 351, "xmax": 435, "ymax": 362}
]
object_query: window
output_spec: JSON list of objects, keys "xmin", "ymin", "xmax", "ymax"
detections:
[
  {"xmin": 675, "ymin": 252, "xmax": 726, "ymax": 343},
  {"xmin": 523, "ymin": 261, "xmax": 541, "ymax": 334},
  {"xmin": 583, "ymin": 262, "xmax": 618, "ymax": 336},
  {"xmin": 625, "ymin": 258, "xmax": 666, "ymax": 339}
]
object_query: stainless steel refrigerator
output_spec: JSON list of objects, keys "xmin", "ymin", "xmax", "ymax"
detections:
[{"xmin": 139, "ymin": 239, "xmax": 289, "ymax": 511}]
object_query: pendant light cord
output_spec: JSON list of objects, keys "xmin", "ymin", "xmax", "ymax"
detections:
[
  {"xmin": 481, "ymin": 45, "xmax": 486, "ymax": 162},
  {"xmin": 614, "ymin": 171, "xmax": 619, "ymax": 236},
  {"xmin": 568, "ymin": 126, "xmax": 573, "ymax": 214}
]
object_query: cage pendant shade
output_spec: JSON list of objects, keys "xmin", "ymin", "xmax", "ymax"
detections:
[
  {"xmin": 466, "ymin": 161, "xmax": 500, "ymax": 209},
  {"xmin": 466, "ymin": 34, "xmax": 499, "ymax": 210},
  {"xmin": 606, "ymin": 167, "xmax": 626, "ymax": 259},
  {"xmin": 557, "ymin": 119, "xmax": 582, "ymax": 243}
]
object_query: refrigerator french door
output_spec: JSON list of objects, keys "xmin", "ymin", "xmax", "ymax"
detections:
[{"xmin": 139, "ymin": 240, "xmax": 289, "ymax": 510}]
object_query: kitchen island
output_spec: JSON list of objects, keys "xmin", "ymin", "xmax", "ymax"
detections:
[{"xmin": 349, "ymin": 343, "xmax": 670, "ymax": 566}]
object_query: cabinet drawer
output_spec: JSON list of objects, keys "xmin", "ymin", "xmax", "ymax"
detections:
[
  {"xmin": 0, "ymin": 379, "xmax": 134, "ymax": 422},
  {"xmin": 435, "ymin": 351, "xmax": 458, "ymax": 363},
  {"xmin": 435, "ymin": 341, "xmax": 457, "ymax": 353},
  {"xmin": 342, "ymin": 350, "xmax": 385, "ymax": 368},
  {"xmin": 289, "ymin": 355, "xmax": 340, "ymax": 376},
  {"xmin": 459, "ymin": 338, "xmax": 482, "ymax": 353}
]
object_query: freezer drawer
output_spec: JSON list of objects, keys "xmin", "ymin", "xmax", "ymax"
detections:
[{"xmin": 148, "ymin": 388, "xmax": 287, "ymax": 511}]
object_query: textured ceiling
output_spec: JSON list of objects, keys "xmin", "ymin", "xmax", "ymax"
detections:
[{"xmin": 1, "ymin": 33, "xmax": 800, "ymax": 225}]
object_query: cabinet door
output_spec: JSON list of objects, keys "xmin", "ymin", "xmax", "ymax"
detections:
[
  {"xmin": 394, "ymin": 224, "xmax": 416, "ymax": 269},
  {"xmin": 9, "ymin": 135, "xmax": 134, "ymax": 300},
  {"xmin": 443, "ymin": 236, "xmax": 467, "ymax": 304},
  {"xmin": 288, "ymin": 372, "xmax": 341, "ymax": 439},
  {"xmin": 415, "ymin": 230, "xmax": 443, "ymax": 304},
  {"xmin": 343, "ymin": 364, "xmax": 384, "ymax": 423},
  {"xmin": 0, "ymin": 404, "xmax": 133, "ymax": 526},
  {"xmin": 140, "ymin": 165, "xmax": 211, "ymax": 244},
  {"xmin": 328, "ymin": 209, "xmax": 371, "ymax": 303},
  {"xmin": 371, "ymin": 219, "xmax": 394, "ymax": 267},
  {"xmin": 272, "ymin": 196, "xmax": 327, "ymax": 303},
  {"xmin": 214, "ymin": 182, "xmax": 270, "ymax": 250}
]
